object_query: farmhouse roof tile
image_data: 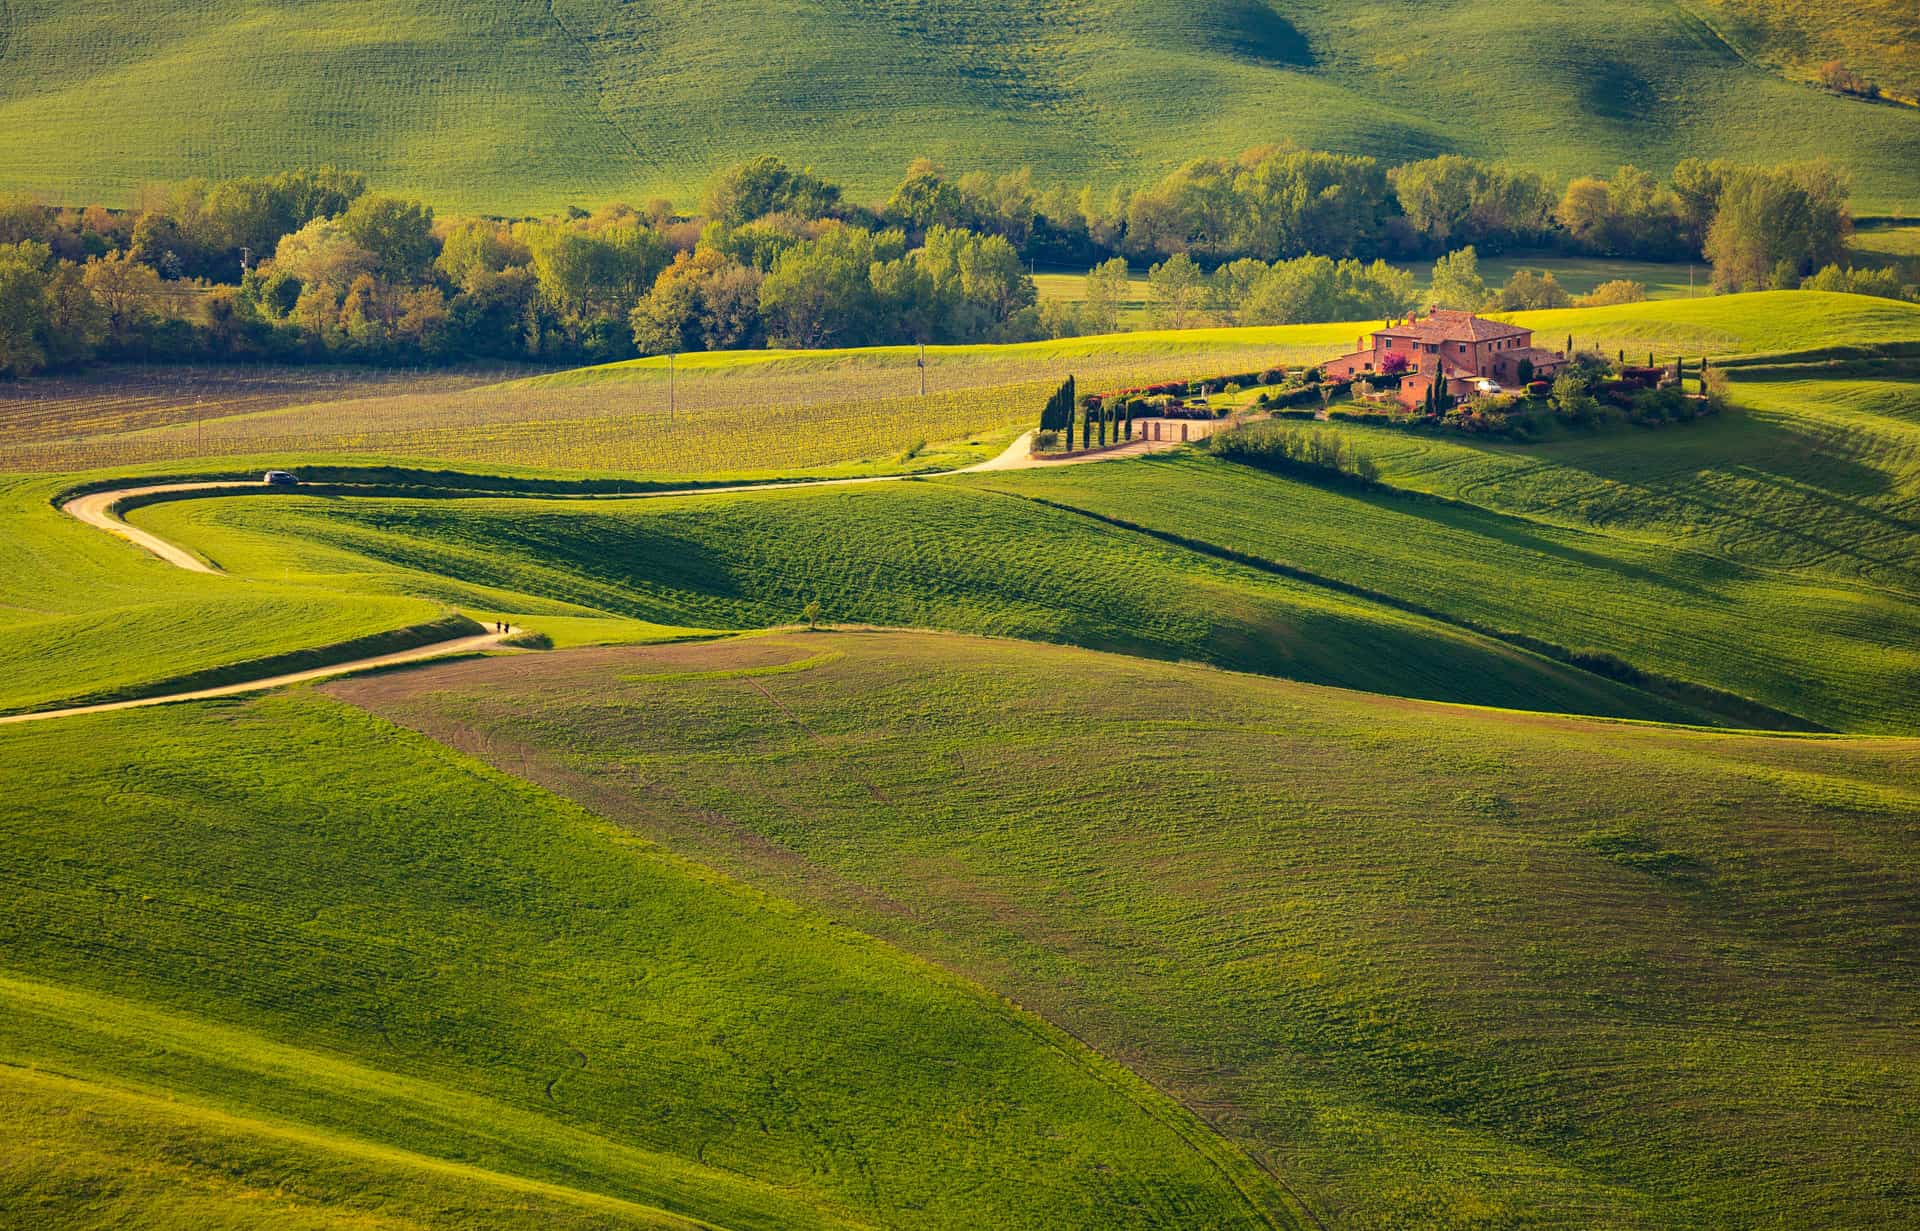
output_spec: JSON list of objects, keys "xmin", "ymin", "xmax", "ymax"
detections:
[{"xmin": 1376, "ymin": 309, "xmax": 1529, "ymax": 344}]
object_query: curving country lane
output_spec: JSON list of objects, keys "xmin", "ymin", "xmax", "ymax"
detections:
[{"xmin": 14, "ymin": 428, "xmax": 1193, "ymax": 724}]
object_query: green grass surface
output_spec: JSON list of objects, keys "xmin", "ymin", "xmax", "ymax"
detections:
[
  {"xmin": 9, "ymin": 292, "xmax": 1912, "ymax": 474},
  {"xmin": 0, "ymin": 471, "xmax": 455, "ymax": 713},
  {"xmin": 4, "ymin": 291, "xmax": 1920, "ymax": 1229},
  {"xmin": 957, "ymin": 354, "xmax": 1920, "ymax": 733},
  {"xmin": 1, "ymin": 1, "xmax": 1918, "ymax": 212},
  {"xmin": 124, "ymin": 477, "xmax": 1712, "ymax": 724},
  {"xmin": 331, "ymin": 629, "xmax": 1920, "ymax": 1229},
  {"xmin": 0, "ymin": 690, "xmax": 1299, "ymax": 1229},
  {"xmin": 1698, "ymin": 0, "xmax": 1920, "ymax": 99},
  {"xmin": 5, "ymin": 291, "xmax": 1913, "ymax": 727},
  {"xmin": 1036, "ymin": 256, "xmax": 1713, "ymax": 326},
  {"xmin": 1850, "ymin": 222, "xmax": 1920, "ymax": 263}
]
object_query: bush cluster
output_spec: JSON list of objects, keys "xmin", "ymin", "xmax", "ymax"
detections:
[{"xmin": 1206, "ymin": 422, "xmax": 1380, "ymax": 484}]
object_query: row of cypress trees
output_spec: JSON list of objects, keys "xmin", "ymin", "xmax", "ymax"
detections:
[{"xmin": 1039, "ymin": 375, "xmax": 1144, "ymax": 452}]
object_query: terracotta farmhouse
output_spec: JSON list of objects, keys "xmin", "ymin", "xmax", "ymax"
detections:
[{"xmin": 1324, "ymin": 309, "xmax": 1567, "ymax": 410}]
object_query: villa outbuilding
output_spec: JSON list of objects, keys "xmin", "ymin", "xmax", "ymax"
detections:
[{"xmin": 1323, "ymin": 309, "xmax": 1567, "ymax": 410}]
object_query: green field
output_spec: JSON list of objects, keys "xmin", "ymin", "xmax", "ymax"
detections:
[
  {"xmin": 328, "ymin": 630, "xmax": 1920, "ymax": 1229},
  {"xmin": 1851, "ymin": 223, "xmax": 1920, "ymax": 264},
  {"xmin": 8, "ymin": 292, "xmax": 1913, "ymax": 474},
  {"xmin": 1036, "ymin": 255, "xmax": 1715, "ymax": 326},
  {"xmin": 5, "ymin": 290, "xmax": 1920, "ymax": 1226},
  {"xmin": 0, "ymin": 690, "xmax": 1300, "ymax": 1229},
  {"xmin": 4, "ymin": 292, "xmax": 1916, "ymax": 718},
  {"xmin": 1, "ymin": 0, "xmax": 1918, "ymax": 212},
  {"xmin": 1699, "ymin": 0, "xmax": 1920, "ymax": 99}
]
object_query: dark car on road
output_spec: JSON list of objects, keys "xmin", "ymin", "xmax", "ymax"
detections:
[{"xmin": 263, "ymin": 470, "xmax": 300, "ymax": 486}]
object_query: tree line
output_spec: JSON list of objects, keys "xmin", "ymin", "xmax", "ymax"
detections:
[{"xmin": 0, "ymin": 148, "xmax": 1898, "ymax": 379}]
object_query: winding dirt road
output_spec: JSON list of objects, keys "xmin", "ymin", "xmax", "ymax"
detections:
[
  {"xmin": 0, "ymin": 625, "xmax": 521, "ymax": 726},
  {"xmin": 16, "ymin": 429, "xmax": 1194, "ymax": 724}
]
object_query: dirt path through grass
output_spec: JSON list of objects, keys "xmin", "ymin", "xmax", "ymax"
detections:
[
  {"xmin": 22, "ymin": 432, "xmax": 1190, "ymax": 723},
  {"xmin": 57, "ymin": 427, "xmax": 1194, "ymax": 575},
  {"xmin": 0, "ymin": 624, "xmax": 520, "ymax": 726}
]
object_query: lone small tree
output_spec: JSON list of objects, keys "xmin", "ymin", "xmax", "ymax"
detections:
[{"xmin": 802, "ymin": 599, "xmax": 821, "ymax": 630}]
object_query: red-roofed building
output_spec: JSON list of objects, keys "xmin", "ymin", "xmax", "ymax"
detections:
[{"xmin": 1323, "ymin": 309, "xmax": 1566, "ymax": 410}]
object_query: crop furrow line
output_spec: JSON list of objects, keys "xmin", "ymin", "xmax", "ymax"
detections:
[{"xmin": 980, "ymin": 487, "xmax": 1827, "ymax": 733}]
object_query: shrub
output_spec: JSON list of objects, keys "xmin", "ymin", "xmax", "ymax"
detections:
[
  {"xmin": 1261, "ymin": 368, "xmax": 1286, "ymax": 385},
  {"xmin": 1491, "ymin": 268, "xmax": 1571, "ymax": 311},
  {"xmin": 1576, "ymin": 279, "xmax": 1648, "ymax": 307},
  {"xmin": 1818, "ymin": 61, "xmax": 1879, "ymax": 99},
  {"xmin": 1207, "ymin": 421, "xmax": 1380, "ymax": 484},
  {"xmin": 1801, "ymin": 264, "xmax": 1908, "ymax": 300},
  {"xmin": 1033, "ymin": 429, "xmax": 1060, "ymax": 451},
  {"xmin": 1378, "ymin": 351, "xmax": 1409, "ymax": 376}
]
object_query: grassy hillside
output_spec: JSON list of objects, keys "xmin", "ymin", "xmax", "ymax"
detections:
[
  {"xmin": 0, "ymin": 690, "xmax": 1300, "ymax": 1229},
  {"xmin": 125, "ymin": 478, "xmax": 1697, "ymax": 723},
  {"xmin": 9, "ymin": 292, "xmax": 1914, "ymax": 474},
  {"xmin": 1036, "ymin": 255, "xmax": 1715, "ymax": 328},
  {"xmin": 1698, "ymin": 0, "xmax": 1920, "ymax": 99},
  {"xmin": 5, "ymin": 293, "xmax": 1912, "ymax": 726},
  {"xmin": 959, "ymin": 346, "xmax": 1920, "ymax": 732},
  {"xmin": 0, "ymin": 471, "xmax": 458, "ymax": 713},
  {"xmin": 1, "ymin": 0, "xmax": 1917, "ymax": 212},
  {"xmin": 331, "ymin": 630, "xmax": 1920, "ymax": 1229}
]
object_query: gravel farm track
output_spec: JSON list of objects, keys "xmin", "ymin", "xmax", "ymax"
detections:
[{"xmin": 14, "ymin": 428, "xmax": 1192, "ymax": 723}]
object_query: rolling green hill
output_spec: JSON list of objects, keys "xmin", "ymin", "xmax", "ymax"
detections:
[
  {"xmin": 0, "ymin": 691, "xmax": 1301, "ymax": 1229},
  {"xmin": 5, "ymin": 292, "xmax": 1920, "ymax": 1227},
  {"xmin": 10, "ymin": 292, "xmax": 1915, "ymax": 475},
  {"xmin": 1698, "ymin": 0, "xmax": 1920, "ymax": 99},
  {"xmin": 7, "ymin": 293, "xmax": 1915, "ymax": 728},
  {"xmin": 0, "ymin": 0, "xmax": 1916, "ymax": 212},
  {"xmin": 329, "ymin": 629, "xmax": 1920, "ymax": 1229}
]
